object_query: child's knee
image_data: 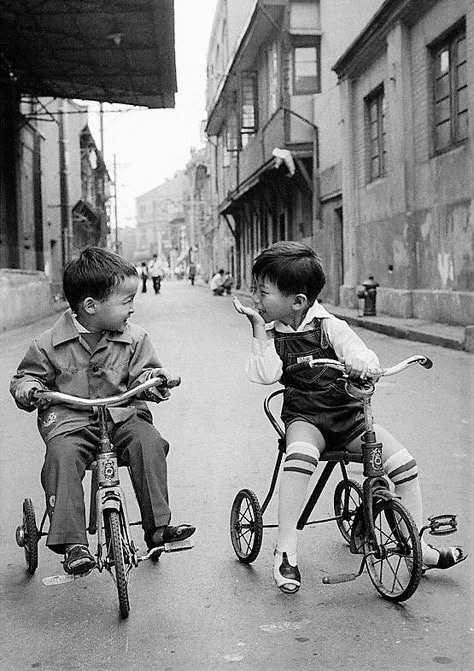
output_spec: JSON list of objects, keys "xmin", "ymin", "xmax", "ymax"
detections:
[
  {"xmin": 383, "ymin": 448, "xmax": 418, "ymax": 485},
  {"xmin": 284, "ymin": 441, "xmax": 320, "ymax": 476}
]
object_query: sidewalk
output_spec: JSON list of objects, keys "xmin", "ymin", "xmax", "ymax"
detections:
[{"xmin": 233, "ymin": 290, "xmax": 472, "ymax": 353}]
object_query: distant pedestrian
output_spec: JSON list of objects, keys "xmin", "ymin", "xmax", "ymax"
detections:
[
  {"xmin": 140, "ymin": 262, "xmax": 148, "ymax": 293},
  {"xmin": 148, "ymin": 254, "xmax": 164, "ymax": 294},
  {"xmin": 210, "ymin": 269, "xmax": 225, "ymax": 296},
  {"xmin": 189, "ymin": 262, "xmax": 196, "ymax": 286},
  {"xmin": 222, "ymin": 271, "xmax": 233, "ymax": 295}
]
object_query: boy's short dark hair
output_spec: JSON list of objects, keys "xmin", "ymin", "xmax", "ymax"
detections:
[
  {"xmin": 63, "ymin": 247, "xmax": 138, "ymax": 311},
  {"xmin": 252, "ymin": 241, "xmax": 325, "ymax": 303}
]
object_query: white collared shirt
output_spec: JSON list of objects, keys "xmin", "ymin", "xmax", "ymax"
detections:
[{"xmin": 245, "ymin": 302, "xmax": 380, "ymax": 384}]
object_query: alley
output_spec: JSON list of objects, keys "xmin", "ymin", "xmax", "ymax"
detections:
[{"xmin": 0, "ymin": 281, "xmax": 472, "ymax": 671}]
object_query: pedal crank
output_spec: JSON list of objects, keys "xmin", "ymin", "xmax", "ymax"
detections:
[{"xmin": 322, "ymin": 558, "xmax": 365, "ymax": 584}]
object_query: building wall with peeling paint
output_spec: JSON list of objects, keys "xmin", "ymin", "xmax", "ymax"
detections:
[{"xmin": 335, "ymin": 0, "xmax": 473, "ymax": 326}]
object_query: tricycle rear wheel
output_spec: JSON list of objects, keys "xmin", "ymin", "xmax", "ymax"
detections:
[
  {"xmin": 16, "ymin": 498, "xmax": 39, "ymax": 574},
  {"xmin": 334, "ymin": 479, "xmax": 363, "ymax": 544},
  {"xmin": 230, "ymin": 489, "xmax": 263, "ymax": 563}
]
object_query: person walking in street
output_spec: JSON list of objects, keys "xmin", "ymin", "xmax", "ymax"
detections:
[
  {"xmin": 234, "ymin": 240, "xmax": 466, "ymax": 595},
  {"xmin": 10, "ymin": 247, "xmax": 195, "ymax": 575},
  {"xmin": 140, "ymin": 261, "xmax": 149, "ymax": 293},
  {"xmin": 149, "ymin": 253, "xmax": 164, "ymax": 294},
  {"xmin": 210, "ymin": 269, "xmax": 225, "ymax": 296},
  {"xmin": 189, "ymin": 261, "xmax": 196, "ymax": 286}
]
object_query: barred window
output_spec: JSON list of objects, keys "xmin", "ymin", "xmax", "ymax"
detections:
[
  {"xmin": 365, "ymin": 86, "xmax": 386, "ymax": 182},
  {"xmin": 432, "ymin": 22, "xmax": 468, "ymax": 152},
  {"xmin": 241, "ymin": 72, "xmax": 257, "ymax": 147}
]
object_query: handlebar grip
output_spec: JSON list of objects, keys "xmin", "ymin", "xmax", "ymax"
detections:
[{"xmin": 420, "ymin": 357, "xmax": 433, "ymax": 369}]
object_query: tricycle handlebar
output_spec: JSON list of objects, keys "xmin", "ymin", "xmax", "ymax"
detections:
[
  {"xmin": 32, "ymin": 375, "xmax": 179, "ymax": 408},
  {"xmin": 286, "ymin": 355, "xmax": 433, "ymax": 378}
]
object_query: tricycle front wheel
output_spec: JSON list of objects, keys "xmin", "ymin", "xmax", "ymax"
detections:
[
  {"xmin": 230, "ymin": 489, "xmax": 263, "ymax": 563},
  {"xmin": 105, "ymin": 510, "xmax": 130, "ymax": 619},
  {"xmin": 364, "ymin": 498, "xmax": 422, "ymax": 602}
]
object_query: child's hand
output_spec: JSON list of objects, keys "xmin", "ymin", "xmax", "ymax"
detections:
[
  {"xmin": 16, "ymin": 382, "xmax": 49, "ymax": 409},
  {"xmin": 233, "ymin": 297, "xmax": 264, "ymax": 325},
  {"xmin": 150, "ymin": 368, "xmax": 181, "ymax": 389},
  {"xmin": 344, "ymin": 356, "xmax": 370, "ymax": 380}
]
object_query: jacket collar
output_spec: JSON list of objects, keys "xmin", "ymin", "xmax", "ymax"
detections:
[
  {"xmin": 51, "ymin": 309, "xmax": 132, "ymax": 347},
  {"xmin": 266, "ymin": 301, "xmax": 332, "ymax": 333}
]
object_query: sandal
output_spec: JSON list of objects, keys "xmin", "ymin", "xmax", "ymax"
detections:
[
  {"xmin": 422, "ymin": 545, "xmax": 468, "ymax": 573},
  {"xmin": 273, "ymin": 550, "xmax": 301, "ymax": 594}
]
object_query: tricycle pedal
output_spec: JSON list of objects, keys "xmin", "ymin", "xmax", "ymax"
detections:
[
  {"xmin": 322, "ymin": 572, "xmax": 358, "ymax": 584},
  {"xmin": 421, "ymin": 514, "xmax": 458, "ymax": 537},
  {"xmin": 164, "ymin": 539, "xmax": 194, "ymax": 553}
]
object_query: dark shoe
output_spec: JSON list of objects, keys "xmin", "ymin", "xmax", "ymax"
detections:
[
  {"xmin": 145, "ymin": 524, "xmax": 196, "ymax": 550},
  {"xmin": 63, "ymin": 545, "xmax": 96, "ymax": 575},
  {"xmin": 423, "ymin": 545, "xmax": 468, "ymax": 573},
  {"xmin": 273, "ymin": 550, "xmax": 301, "ymax": 594}
]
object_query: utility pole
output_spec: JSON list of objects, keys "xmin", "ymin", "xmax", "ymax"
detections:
[
  {"xmin": 113, "ymin": 153, "xmax": 121, "ymax": 254},
  {"xmin": 58, "ymin": 99, "xmax": 73, "ymax": 264}
]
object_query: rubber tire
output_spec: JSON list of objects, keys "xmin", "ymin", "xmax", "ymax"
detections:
[
  {"xmin": 333, "ymin": 479, "xmax": 363, "ymax": 545},
  {"xmin": 230, "ymin": 489, "xmax": 263, "ymax": 563},
  {"xmin": 22, "ymin": 498, "xmax": 39, "ymax": 575},
  {"xmin": 364, "ymin": 498, "xmax": 422, "ymax": 602},
  {"xmin": 106, "ymin": 510, "xmax": 130, "ymax": 618}
]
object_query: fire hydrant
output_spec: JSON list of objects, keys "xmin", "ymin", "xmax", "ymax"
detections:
[{"xmin": 356, "ymin": 276, "xmax": 379, "ymax": 316}]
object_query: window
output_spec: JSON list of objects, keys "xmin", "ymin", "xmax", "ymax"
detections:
[
  {"xmin": 267, "ymin": 43, "xmax": 279, "ymax": 116},
  {"xmin": 432, "ymin": 22, "xmax": 468, "ymax": 152},
  {"xmin": 365, "ymin": 86, "xmax": 386, "ymax": 182},
  {"xmin": 225, "ymin": 110, "xmax": 239, "ymax": 152},
  {"xmin": 292, "ymin": 36, "xmax": 320, "ymax": 94},
  {"xmin": 241, "ymin": 72, "xmax": 257, "ymax": 146}
]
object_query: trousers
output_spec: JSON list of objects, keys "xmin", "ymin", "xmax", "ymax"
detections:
[{"xmin": 40, "ymin": 410, "xmax": 170, "ymax": 553}]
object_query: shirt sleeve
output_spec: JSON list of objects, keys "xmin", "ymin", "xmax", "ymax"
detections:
[
  {"xmin": 128, "ymin": 331, "xmax": 163, "ymax": 388},
  {"xmin": 9, "ymin": 339, "xmax": 54, "ymax": 410},
  {"xmin": 245, "ymin": 337, "xmax": 283, "ymax": 385},
  {"xmin": 323, "ymin": 316, "xmax": 380, "ymax": 369}
]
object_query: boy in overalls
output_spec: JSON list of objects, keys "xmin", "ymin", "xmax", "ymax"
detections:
[{"xmin": 234, "ymin": 241, "xmax": 465, "ymax": 594}]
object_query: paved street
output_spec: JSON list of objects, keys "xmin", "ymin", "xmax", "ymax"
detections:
[{"xmin": 0, "ymin": 280, "xmax": 472, "ymax": 671}]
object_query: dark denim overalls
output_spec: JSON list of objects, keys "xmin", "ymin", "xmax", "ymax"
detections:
[{"xmin": 273, "ymin": 319, "xmax": 365, "ymax": 449}]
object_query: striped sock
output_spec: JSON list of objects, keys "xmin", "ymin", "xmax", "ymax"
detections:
[
  {"xmin": 384, "ymin": 448, "xmax": 422, "ymax": 526},
  {"xmin": 276, "ymin": 441, "xmax": 320, "ymax": 557}
]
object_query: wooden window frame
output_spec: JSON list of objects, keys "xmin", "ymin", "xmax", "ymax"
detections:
[
  {"xmin": 431, "ymin": 20, "xmax": 468, "ymax": 154},
  {"xmin": 240, "ymin": 71, "xmax": 258, "ymax": 144},
  {"xmin": 292, "ymin": 35, "xmax": 321, "ymax": 95},
  {"xmin": 365, "ymin": 85, "xmax": 386, "ymax": 183}
]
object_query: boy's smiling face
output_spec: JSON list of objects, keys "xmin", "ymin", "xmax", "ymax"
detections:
[
  {"xmin": 83, "ymin": 276, "xmax": 139, "ymax": 332},
  {"xmin": 252, "ymin": 277, "xmax": 296, "ymax": 324}
]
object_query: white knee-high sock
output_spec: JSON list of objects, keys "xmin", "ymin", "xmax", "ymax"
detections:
[
  {"xmin": 383, "ymin": 448, "xmax": 438, "ymax": 563},
  {"xmin": 276, "ymin": 441, "xmax": 319, "ymax": 559},
  {"xmin": 384, "ymin": 448, "xmax": 422, "ymax": 526}
]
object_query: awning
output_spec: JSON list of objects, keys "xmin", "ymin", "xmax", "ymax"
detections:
[{"xmin": 0, "ymin": 0, "xmax": 177, "ymax": 108}]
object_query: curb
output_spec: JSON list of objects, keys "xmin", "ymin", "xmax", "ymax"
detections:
[{"xmin": 327, "ymin": 310, "xmax": 466, "ymax": 352}]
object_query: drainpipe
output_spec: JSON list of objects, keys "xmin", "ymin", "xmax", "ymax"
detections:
[{"xmin": 58, "ymin": 99, "xmax": 72, "ymax": 264}]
